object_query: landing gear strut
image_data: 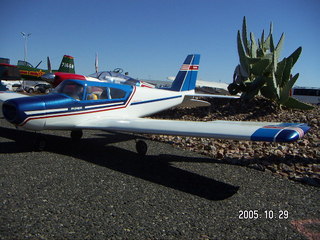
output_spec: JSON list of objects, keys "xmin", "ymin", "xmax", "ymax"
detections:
[
  {"xmin": 71, "ymin": 130, "xmax": 83, "ymax": 141},
  {"xmin": 135, "ymin": 140, "xmax": 148, "ymax": 156},
  {"xmin": 33, "ymin": 135, "xmax": 46, "ymax": 151}
]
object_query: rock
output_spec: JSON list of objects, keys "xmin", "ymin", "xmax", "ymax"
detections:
[
  {"xmin": 299, "ymin": 139, "xmax": 310, "ymax": 146},
  {"xmin": 248, "ymin": 163, "xmax": 265, "ymax": 171},
  {"xmin": 310, "ymin": 118, "xmax": 318, "ymax": 125},
  {"xmin": 216, "ymin": 149, "xmax": 224, "ymax": 159},
  {"xmin": 279, "ymin": 163, "xmax": 293, "ymax": 173},
  {"xmin": 274, "ymin": 149, "xmax": 284, "ymax": 157},
  {"xmin": 239, "ymin": 145, "xmax": 246, "ymax": 151}
]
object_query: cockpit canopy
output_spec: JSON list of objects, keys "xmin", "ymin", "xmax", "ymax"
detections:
[
  {"xmin": 17, "ymin": 60, "xmax": 34, "ymax": 68},
  {"xmin": 54, "ymin": 79, "xmax": 132, "ymax": 101},
  {"xmin": 88, "ymin": 71, "xmax": 132, "ymax": 81},
  {"xmin": 88, "ymin": 71, "xmax": 143, "ymax": 87}
]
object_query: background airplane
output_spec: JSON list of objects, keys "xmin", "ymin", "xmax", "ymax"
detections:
[
  {"xmin": 17, "ymin": 55, "xmax": 75, "ymax": 80},
  {"xmin": 0, "ymin": 54, "xmax": 310, "ymax": 155},
  {"xmin": 41, "ymin": 57, "xmax": 156, "ymax": 89},
  {"xmin": 0, "ymin": 55, "xmax": 75, "ymax": 81}
]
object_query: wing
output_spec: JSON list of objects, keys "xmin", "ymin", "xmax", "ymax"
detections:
[{"xmin": 76, "ymin": 118, "xmax": 310, "ymax": 143}]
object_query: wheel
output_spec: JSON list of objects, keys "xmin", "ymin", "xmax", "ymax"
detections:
[
  {"xmin": 136, "ymin": 140, "xmax": 148, "ymax": 156},
  {"xmin": 71, "ymin": 130, "xmax": 83, "ymax": 141},
  {"xmin": 28, "ymin": 88, "xmax": 34, "ymax": 94}
]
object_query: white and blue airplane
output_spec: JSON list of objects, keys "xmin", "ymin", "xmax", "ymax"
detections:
[{"xmin": 0, "ymin": 54, "xmax": 310, "ymax": 155}]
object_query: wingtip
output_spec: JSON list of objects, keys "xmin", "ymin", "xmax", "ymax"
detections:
[
  {"xmin": 275, "ymin": 123, "xmax": 311, "ymax": 142},
  {"xmin": 251, "ymin": 123, "xmax": 311, "ymax": 143}
]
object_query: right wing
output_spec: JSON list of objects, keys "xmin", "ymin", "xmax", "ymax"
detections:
[{"xmin": 76, "ymin": 118, "xmax": 310, "ymax": 143}]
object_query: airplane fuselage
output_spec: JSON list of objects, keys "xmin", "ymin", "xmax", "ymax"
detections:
[{"xmin": 2, "ymin": 79, "xmax": 188, "ymax": 131}]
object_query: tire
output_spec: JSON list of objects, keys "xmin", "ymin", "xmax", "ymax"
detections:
[
  {"xmin": 71, "ymin": 130, "xmax": 83, "ymax": 141},
  {"xmin": 136, "ymin": 140, "xmax": 148, "ymax": 156}
]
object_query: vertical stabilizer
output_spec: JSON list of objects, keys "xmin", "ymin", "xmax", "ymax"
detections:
[
  {"xmin": 170, "ymin": 54, "xmax": 200, "ymax": 92},
  {"xmin": 58, "ymin": 55, "xmax": 75, "ymax": 73}
]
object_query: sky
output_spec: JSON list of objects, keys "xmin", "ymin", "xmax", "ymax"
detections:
[{"xmin": 1, "ymin": 0, "xmax": 319, "ymax": 87}]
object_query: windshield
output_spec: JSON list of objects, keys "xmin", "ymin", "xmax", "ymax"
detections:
[
  {"xmin": 54, "ymin": 81, "xmax": 84, "ymax": 100},
  {"xmin": 17, "ymin": 60, "xmax": 33, "ymax": 68},
  {"xmin": 89, "ymin": 71, "xmax": 132, "ymax": 81}
]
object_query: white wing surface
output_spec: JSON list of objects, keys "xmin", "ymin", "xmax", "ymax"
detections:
[{"xmin": 77, "ymin": 118, "xmax": 310, "ymax": 143}]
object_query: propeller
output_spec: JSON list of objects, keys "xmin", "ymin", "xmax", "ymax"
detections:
[{"xmin": 41, "ymin": 56, "xmax": 55, "ymax": 83}]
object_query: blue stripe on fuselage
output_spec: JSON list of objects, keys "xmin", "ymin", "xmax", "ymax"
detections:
[{"xmin": 130, "ymin": 95, "xmax": 182, "ymax": 105}]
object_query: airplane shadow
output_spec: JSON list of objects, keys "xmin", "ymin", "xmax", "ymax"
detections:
[{"xmin": 0, "ymin": 126, "xmax": 239, "ymax": 201}]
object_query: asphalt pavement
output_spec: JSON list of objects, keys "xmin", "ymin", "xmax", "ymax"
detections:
[{"xmin": 0, "ymin": 119, "xmax": 319, "ymax": 239}]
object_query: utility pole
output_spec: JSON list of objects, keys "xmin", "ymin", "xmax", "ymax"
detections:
[{"xmin": 21, "ymin": 32, "xmax": 31, "ymax": 63}]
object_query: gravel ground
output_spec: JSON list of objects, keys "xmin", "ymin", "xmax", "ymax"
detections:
[
  {"xmin": 0, "ymin": 118, "xmax": 320, "ymax": 239},
  {"xmin": 150, "ymin": 97, "xmax": 320, "ymax": 188},
  {"xmin": 0, "ymin": 99, "xmax": 319, "ymax": 239}
]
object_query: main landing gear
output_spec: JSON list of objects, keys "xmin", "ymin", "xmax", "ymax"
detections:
[
  {"xmin": 135, "ymin": 139, "xmax": 148, "ymax": 156},
  {"xmin": 70, "ymin": 130, "xmax": 148, "ymax": 156},
  {"xmin": 30, "ymin": 130, "xmax": 149, "ymax": 156},
  {"xmin": 71, "ymin": 130, "xmax": 83, "ymax": 142}
]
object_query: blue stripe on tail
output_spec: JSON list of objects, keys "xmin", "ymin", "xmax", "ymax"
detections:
[{"xmin": 170, "ymin": 54, "xmax": 200, "ymax": 92}]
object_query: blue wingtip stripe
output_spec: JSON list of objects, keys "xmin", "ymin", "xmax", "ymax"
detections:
[{"xmin": 251, "ymin": 123, "xmax": 310, "ymax": 142}]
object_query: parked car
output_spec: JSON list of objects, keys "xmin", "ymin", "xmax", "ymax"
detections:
[
  {"xmin": 34, "ymin": 84, "xmax": 52, "ymax": 94},
  {"xmin": 24, "ymin": 83, "xmax": 52, "ymax": 94},
  {"xmin": 12, "ymin": 84, "xmax": 23, "ymax": 92}
]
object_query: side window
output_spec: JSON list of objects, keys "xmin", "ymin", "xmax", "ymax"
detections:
[
  {"xmin": 109, "ymin": 87, "xmax": 126, "ymax": 99},
  {"xmin": 86, "ymin": 86, "xmax": 109, "ymax": 100},
  {"xmin": 86, "ymin": 86, "xmax": 127, "ymax": 100},
  {"xmin": 57, "ymin": 82, "xmax": 84, "ymax": 100}
]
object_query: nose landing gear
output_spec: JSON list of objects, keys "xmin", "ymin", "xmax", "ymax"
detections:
[{"xmin": 70, "ymin": 130, "xmax": 83, "ymax": 142}]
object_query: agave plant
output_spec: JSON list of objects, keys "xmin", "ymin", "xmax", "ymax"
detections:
[{"xmin": 228, "ymin": 16, "xmax": 313, "ymax": 110}]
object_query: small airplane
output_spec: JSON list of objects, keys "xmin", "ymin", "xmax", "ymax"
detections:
[
  {"xmin": 0, "ymin": 54, "xmax": 310, "ymax": 155},
  {"xmin": 41, "ymin": 69, "xmax": 156, "ymax": 89},
  {"xmin": 41, "ymin": 53, "xmax": 156, "ymax": 89},
  {"xmin": 17, "ymin": 55, "xmax": 75, "ymax": 80}
]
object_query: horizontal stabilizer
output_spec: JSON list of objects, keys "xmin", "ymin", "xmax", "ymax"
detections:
[
  {"xmin": 77, "ymin": 118, "xmax": 310, "ymax": 143},
  {"xmin": 179, "ymin": 97, "xmax": 211, "ymax": 108}
]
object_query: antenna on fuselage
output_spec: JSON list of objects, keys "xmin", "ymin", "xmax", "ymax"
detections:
[{"xmin": 95, "ymin": 53, "xmax": 99, "ymax": 73}]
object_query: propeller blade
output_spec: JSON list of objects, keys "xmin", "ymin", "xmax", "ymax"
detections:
[{"xmin": 47, "ymin": 56, "xmax": 52, "ymax": 73}]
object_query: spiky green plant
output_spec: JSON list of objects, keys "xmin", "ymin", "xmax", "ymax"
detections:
[{"xmin": 228, "ymin": 16, "xmax": 313, "ymax": 110}]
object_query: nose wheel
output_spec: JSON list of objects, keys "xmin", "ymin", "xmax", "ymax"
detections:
[
  {"xmin": 135, "ymin": 140, "xmax": 148, "ymax": 156},
  {"xmin": 33, "ymin": 135, "xmax": 46, "ymax": 151}
]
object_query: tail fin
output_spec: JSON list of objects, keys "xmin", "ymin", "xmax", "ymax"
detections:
[
  {"xmin": 170, "ymin": 54, "xmax": 200, "ymax": 92},
  {"xmin": 58, "ymin": 55, "xmax": 75, "ymax": 73}
]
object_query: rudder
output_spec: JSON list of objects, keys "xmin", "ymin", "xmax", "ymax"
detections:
[
  {"xmin": 58, "ymin": 55, "xmax": 75, "ymax": 73},
  {"xmin": 170, "ymin": 54, "xmax": 200, "ymax": 92}
]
